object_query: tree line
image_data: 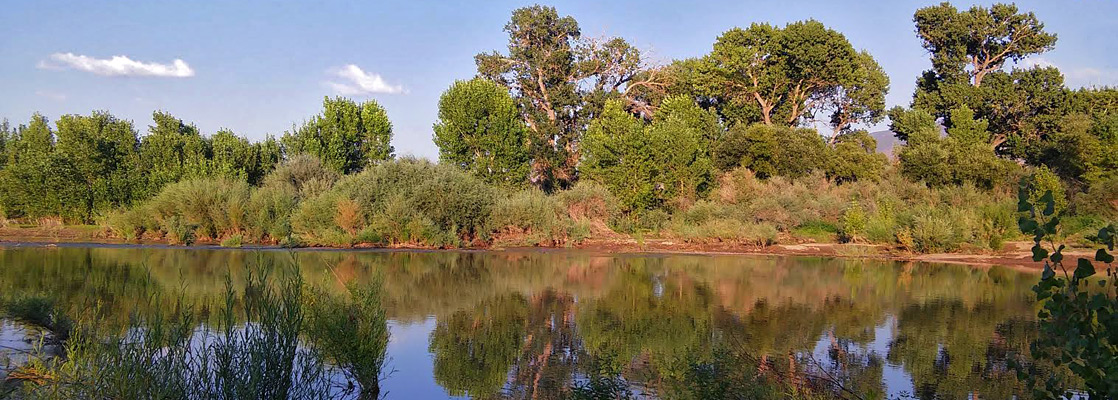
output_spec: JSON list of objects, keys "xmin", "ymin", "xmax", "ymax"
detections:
[
  {"xmin": 1, "ymin": 2, "xmax": 1115, "ymax": 226},
  {"xmin": 0, "ymin": 98, "xmax": 392, "ymax": 223}
]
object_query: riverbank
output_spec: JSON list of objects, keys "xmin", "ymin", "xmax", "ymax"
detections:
[{"xmin": 0, "ymin": 224, "xmax": 1069, "ymax": 271}]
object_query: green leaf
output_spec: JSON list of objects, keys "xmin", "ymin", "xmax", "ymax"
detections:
[
  {"xmin": 1017, "ymin": 195, "xmax": 1031, "ymax": 212},
  {"xmin": 1032, "ymin": 245, "xmax": 1049, "ymax": 262},
  {"xmin": 1074, "ymin": 258, "xmax": 1096, "ymax": 280},
  {"xmin": 1097, "ymin": 249, "xmax": 1115, "ymax": 264},
  {"xmin": 1041, "ymin": 263, "xmax": 1055, "ymax": 280},
  {"xmin": 1019, "ymin": 218, "xmax": 1038, "ymax": 235},
  {"xmin": 1043, "ymin": 216, "xmax": 1060, "ymax": 234},
  {"xmin": 1040, "ymin": 191, "xmax": 1055, "ymax": 216},
  {"xmin": 1050, "ymin": 245, "xmax": 1064, "ymax": 264}
]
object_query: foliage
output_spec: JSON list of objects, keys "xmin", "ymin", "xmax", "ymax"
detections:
[
  {"xmin": 581, "ymin": 99, "xmax": 713, "ymax": 211},
  {"xmin": 826, "ymin": 131, "xmax": 888, "ymax": 183},
  {"xmin": 698, "ymin": 20, "xmax": 885, "ymax": 129},
  {"xmin": 893, "ymin": 106, "xmax": 1015, "ymax": 188},
  {"xmin": 1016, "ymin": 184, "xmax": 1118, "ymax": 398},
  {"xmin": 433, "ymin": 78, "xmax": 530, "ymax": 187},
  {"xmin": 282, "ymin": 97, "xmax": 394, "ymax": 174},
  {"xmin": 713, "ymin": 123, "xmax": 826, "ymax": 179},
  {"xmin": 476, "ymin": 5, "xmax": 659, "ymax": 191},
  {"xmin": 913, "ymin": 2, "xmax": 1057, "ymax": 88}
]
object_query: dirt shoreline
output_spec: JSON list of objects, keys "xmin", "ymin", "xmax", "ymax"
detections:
[{"xmin": 0, "ymin": 225, "xmax": 1065, "ymax": 272}]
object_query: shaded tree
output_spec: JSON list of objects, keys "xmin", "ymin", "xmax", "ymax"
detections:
[
  {"xmin": 433, "ymin": 78, "xmax": 530, "ymax": 186},
  {"xmin": 712, "ymin": 123, "xmax": 827, "ymax": 179},
  {"xmin": 581, "ymin": 98, "xmax": 714, "ymax": 211}
]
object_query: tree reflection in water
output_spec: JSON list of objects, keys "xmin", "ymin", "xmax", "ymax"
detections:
[{"xmin": 0, "ymin": 247, "xmax": 1050, "ymax": 399}]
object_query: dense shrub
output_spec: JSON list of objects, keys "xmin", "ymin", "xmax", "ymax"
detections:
[
  {"xmin": 487, "ymin": 190, "xmax": 567, "ymax": 245},
  {"xmin": 292, "ymin": 158, "xmax": 494, "ymax": 246},
  {"xmin": 556, "ymin": 182, "xmax": 620, "ymax": 234},
  {"xmin": 713, "ymin": 124, "xmax": 826, "ymax": 179}
]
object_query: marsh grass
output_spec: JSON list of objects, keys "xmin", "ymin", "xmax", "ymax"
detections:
[{"xmin": 8, "ymin": 257, "xmax": 389, "ymax": 400}]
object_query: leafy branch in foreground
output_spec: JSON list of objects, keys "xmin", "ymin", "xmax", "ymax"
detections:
[{"xmin": 1017, "ymin": 182, "xmax": 1117, "ymax": 398}]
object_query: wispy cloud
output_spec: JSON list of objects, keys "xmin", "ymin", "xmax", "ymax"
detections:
[
  {"xmin": 1020, "ymin": 57, "xmax": 1117, "ymax": 88},
  {"xmin": 325, "ymin": 64, "xmax": 405, "ymax": 95},
  {"xmin": 35, "ymin": 90, "xmax": 67, "ymax": 102},
  {"xmin": 39, "ymin": 52, "xmax": 195, "ymax": 78}
]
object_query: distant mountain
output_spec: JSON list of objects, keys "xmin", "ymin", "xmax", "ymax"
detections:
[{"xmin": 869, "ymin": 129, "xmax": 901, "ymax": 157}]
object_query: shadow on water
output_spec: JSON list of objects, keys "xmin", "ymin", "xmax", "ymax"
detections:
[{"xmin": 0, "ymin": 246, "xmax": 1056, "ymax": 399}]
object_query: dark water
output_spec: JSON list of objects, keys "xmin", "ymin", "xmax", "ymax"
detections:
[{"xmin": 0, "ymin": 246, "xmax": 1041, "ymax": 399}]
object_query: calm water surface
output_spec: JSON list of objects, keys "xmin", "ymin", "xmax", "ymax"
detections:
[{"xmin": 0, "ymin": 246, "xmax": 1040, "ymax": 399}]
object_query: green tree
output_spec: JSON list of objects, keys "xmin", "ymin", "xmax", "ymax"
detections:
[
  {"xmin": 893, "ymin": 106, "xmax": 1012, "ymax": 188},
  {"xmin": 712, "ymin": 123, "xmax": 826, "ymax": 179},
  {"xmin": 282, "ymin": 97, "xmax": 394, "ymax": 174},
  {"xmin": 700, "ymin": 20, "xmax": 868, "ymax": 127},
  {"xmin": 210, "ymin": 129, "xmax": 256, "ymax": 182},
  {"xmin": 140, "ymin": 111, "xmax": 211, "ymax": 196},
  {"xmin": 913, "ymin": 2, "xmax": 1057, "ymax": 88},
  {"xmin": 581, "ymin": 99, "xmax": 713, "ymax": 211},
  {"xmin": 827, "ymin": 131, "xmax": 888, "ymax": 183},
  {"xmin": 476, "ymin": 5, "xmax": 658, "ymax": 191},
  {"xmin": 54, "ymin": 111, "xmax": 142, "ymax": 222},
  {"xmin": 911, "ymin": 3, "xmax": 1063, "ymax": 160},
  {"xmin": 826, "ymin": 51, "xmax": 890, "ymax": 138},
  {"xmin": 433, "ymin": 78, "xmax": 530, "ymax": 186}
]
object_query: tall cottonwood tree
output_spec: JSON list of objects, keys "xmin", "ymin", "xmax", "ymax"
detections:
[
  {"xmin": 699, "ymin": 20, "xmax": 885, "ymax": 130},
  {"xmin": 910, "ymin": 3, "xmax": 1065, "ymax": 161},
  {"xmin": 433, "ymin": 78, "xmax": 530, "ymax": 187},
  {"xmin": 283, "ymin": 97, "xmax": 394, "ymax": 174},
  {"xmin": 475, "ymin": 5, "xmax": 662, "ymax": 191},
  {"xmin": 913, "ymin": 2, "xmax": 1057, "ymax": 88}
]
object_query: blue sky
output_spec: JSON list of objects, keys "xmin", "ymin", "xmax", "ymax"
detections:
[{"xmin": 1, "ymin": 0, "xmax": 1115, "ymax": 159}]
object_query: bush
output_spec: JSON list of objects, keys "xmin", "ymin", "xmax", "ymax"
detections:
[
  {"xmin": 557, "ymin": 182, "xmax": 619, "ymax": 235},
  {"xmin": 246, "ymin": 183, "xmax": 297, "ymax": 242},
  {"xmin": 263, "ymin": 154, "xmax": 339, "ymax": 199},
  {"xmin": 1072, "ymin": 175, "xmax": 1118, "ymax": 220},
  {"xmin": 488, "ymin": 189, "xmax": 566, "ymax": 245},
  {"xmin": 910, "ymin": 212, "xmax": 956, "ymax": 253},
  {"xmin": 105, "ymin": 208, "xmax": 151, "ymax": 240},
  {"xmin": 146, "ymin": 178, "xmax": 251, "ymax": 240},
  {"xmin": 839, "ymin": 201, "xmax": 867, "ymax": 243},
  {"xmin": 220, "ymin": 234, "xmax": 243, "ymax": 248}
]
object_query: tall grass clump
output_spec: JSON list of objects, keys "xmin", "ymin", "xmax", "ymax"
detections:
[
  {"xmin": 668, "ymin": 200, "xmax": 778, "ymax": 245},
  {"xmin": 487, "ymin": 189, "xmax": 568, "ymax": 245},
  {"xmin": 556, "ymin": 182, "xmax": 619, "ymax": 235},
  {"xmin": 142, "ymin": 178, "xmax": 251, "ymax": 242},
  {"xmin": 305, "ymin": 279, "xmax": 390, "ymax": 399},
  {"xmin": 293, "ymin": 158, "xmax": 495, "ymax": 246}
]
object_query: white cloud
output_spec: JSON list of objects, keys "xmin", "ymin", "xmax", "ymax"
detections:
[
  {"xmin": 35, "ymin": 90, "xmax": 67, "ymax": 101},
  {"xmin": 325, "ymin": 64, "xmax": 405, "ymax": 95},
  {"xmin": 1020, "ymin": 57, "xmax": 1117, "ymax": 88},
  {"xmin": 39, "ymin": 52, "xmax": 194, "ymax": 78}
]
